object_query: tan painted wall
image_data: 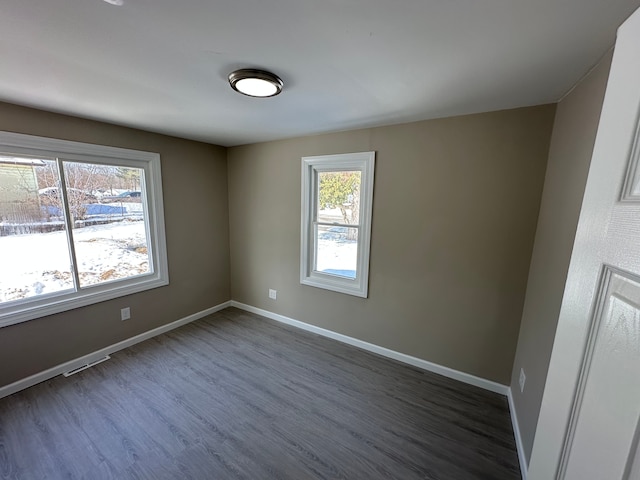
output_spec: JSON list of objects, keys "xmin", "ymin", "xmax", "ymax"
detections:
[
  {"xmin": 228, "ymin": 105, "xmax": 555, "ymax": 384},
  {"xmin": 509, "ymin": 51, "xmax": 613, "ymax": 464},
  {"xmin": 0, "ymin": 102, "xmax": 230, "ymax": 388}
]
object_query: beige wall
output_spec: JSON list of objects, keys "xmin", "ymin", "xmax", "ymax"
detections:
[
  {"xmin": 0, "ymin": 102, "xmax": 231, "ymax": 388},
  {"xmin": 228, "ymin": 105, "xmax": 555, "ymax": 384},
  {"xmin": 509, "ymin": 51, "xmax": 613, "ymax": 465}
]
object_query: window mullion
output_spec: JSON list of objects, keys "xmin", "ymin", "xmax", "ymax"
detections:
[{"xmin": 56, "ymin": 158, "xmax": 81, "ymax": 291}]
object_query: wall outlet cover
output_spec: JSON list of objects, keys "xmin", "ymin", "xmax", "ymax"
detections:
[
  {"xmin": 121, "ymin": 307, "xmax": 131, "ymax": 321},
  {"xmin": 268, "ymin": 289, "xmax": 277, "ymax": 300}
]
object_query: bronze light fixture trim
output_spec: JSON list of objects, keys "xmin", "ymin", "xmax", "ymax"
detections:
[{"xmin": 228, "ymin": 69, "xmax": 283, "ymax": 98}]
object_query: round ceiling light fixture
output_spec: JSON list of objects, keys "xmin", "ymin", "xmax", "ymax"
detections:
[{"xmin": 228, "ymin": 69, "xmax": 283, "ymax": 98}]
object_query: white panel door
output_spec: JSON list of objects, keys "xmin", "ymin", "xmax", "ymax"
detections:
[{"xmin": 529, "ymin": 5, "xmax": 640, "ymax": 480}]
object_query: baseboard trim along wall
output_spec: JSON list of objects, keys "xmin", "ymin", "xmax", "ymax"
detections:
[
  {"xmin": 229, "ymin": 301, "xmax": 510, "ymax": 395},
  {"xmin": 0, "ymin": 301, "xmax": 231, "ymax": 400},
  {"xmin": 508, "ymin": 389, "xmax": 529, "ymax": 480}
]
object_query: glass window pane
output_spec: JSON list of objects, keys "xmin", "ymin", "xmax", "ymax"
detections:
[
  {"xmin": 0, "ymin": 156, "xmax": 74, "ymax": 303},
  {"xmin": 315, "ymin": 225, "xmax": 358, "ymax": 279},
  {"xmin": 317, "ymin": 171, "xmax": 361, "ymax": 225},
  {"xmin": 62, "ymin": 161, "xmax": 151, "ymax": 288}
]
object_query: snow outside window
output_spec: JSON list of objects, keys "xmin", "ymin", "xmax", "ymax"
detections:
[
  {"xmin": 0, "ymin": 131, "xmax": 168, "ymax": 327},
  {"xmin": 301, "ymin": 151, "xmax": 375, "ymax": 298}
]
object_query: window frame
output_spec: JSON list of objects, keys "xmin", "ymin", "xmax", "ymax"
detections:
[
  {"xmin": 300, "ymin": 151, "xmax": 375, "ymax": 298},
  {"xmin": 0, "ymin": 131, "xmax": 169, "ymax": 328}
]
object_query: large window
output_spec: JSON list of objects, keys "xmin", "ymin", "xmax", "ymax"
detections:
[
  {"xmin": 0, "ymin": 131, "xmax": 168, "ymax": 327},
  {"xmin": 301, "ymin": 151, "xmax": 375, "ymax": 297}
]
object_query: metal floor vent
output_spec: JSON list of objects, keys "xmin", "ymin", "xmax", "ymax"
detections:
[{"xmin": 63, "ymin": 355, "xmax": 111, "ymax": 377}]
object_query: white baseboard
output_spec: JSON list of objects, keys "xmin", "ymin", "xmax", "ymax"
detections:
[
  {"xmin": 0, "ymin": 301, "xmax": 231, "ymax": 399},
  {"xmin": 508, "ymin": 388, "xmax": 528, "ymax": 480},
  {"xmin": 229, "ymin": 301, "xmax": 509, "ymax": 396}
]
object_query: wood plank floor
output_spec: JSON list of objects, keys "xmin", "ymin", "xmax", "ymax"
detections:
[{"xmin": 0, "ymin": 307, "xmax": 521, "ymax": 479}]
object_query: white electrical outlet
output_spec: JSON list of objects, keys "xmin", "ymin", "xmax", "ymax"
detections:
[
  {"xmin": 268, "ymin": 289, "xmax": 277, "ymax": 300},
  {"xmin": 121, "ymin": 307, "xmax": 131, "ymax": 321},
  {"xmin": 519, "ymin": 368, "xmax": 526, "ymax": 393}
]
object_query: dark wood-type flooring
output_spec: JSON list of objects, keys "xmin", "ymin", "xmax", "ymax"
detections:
[{"xmin": 0, "ymin": 307, "xmax": 521, "ymax": 479}]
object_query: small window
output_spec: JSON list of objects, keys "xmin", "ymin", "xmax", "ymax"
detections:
[
  {"xmin": 301, "ymin": 151, "xmax": 375, "ymax": 297},
  {"xmin": 0, "ymin": 131, "xmax": 169, "ymax": 327}
]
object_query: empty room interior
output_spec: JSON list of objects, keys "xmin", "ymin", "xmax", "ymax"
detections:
[{"xmin": 3, "ymin": 0, "xmax": 640, "ymax": 479}]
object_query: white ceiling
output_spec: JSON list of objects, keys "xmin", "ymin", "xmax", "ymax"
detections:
[{"xmin": 2, "ymin": 0, "xmax": 640, "ymax": 147}]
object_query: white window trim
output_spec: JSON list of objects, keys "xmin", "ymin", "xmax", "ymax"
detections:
[
  {"xmin": 300, "ymin": 151, "xmax": 375, "ymax": 298},
  {"xmin": 0, "ymin": 131, "xmax": 169, "ymax": 328}
]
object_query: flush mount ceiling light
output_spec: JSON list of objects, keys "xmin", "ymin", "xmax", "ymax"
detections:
[
  {"xmin": 228, "ymin": 69, "xmax": 283, "ymax": 98},
  {"xmin": 103, "ymin": 0, "xmax": 124, "ymax": 5}
]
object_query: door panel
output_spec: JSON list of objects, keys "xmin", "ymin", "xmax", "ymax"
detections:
[
  {"xmin": 561, "ymin": 268, "xmax": 640, "ymax": 479},
  {"xmin": 529, "ymin": 5, "xmax": 640, "ymax": 479}
]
